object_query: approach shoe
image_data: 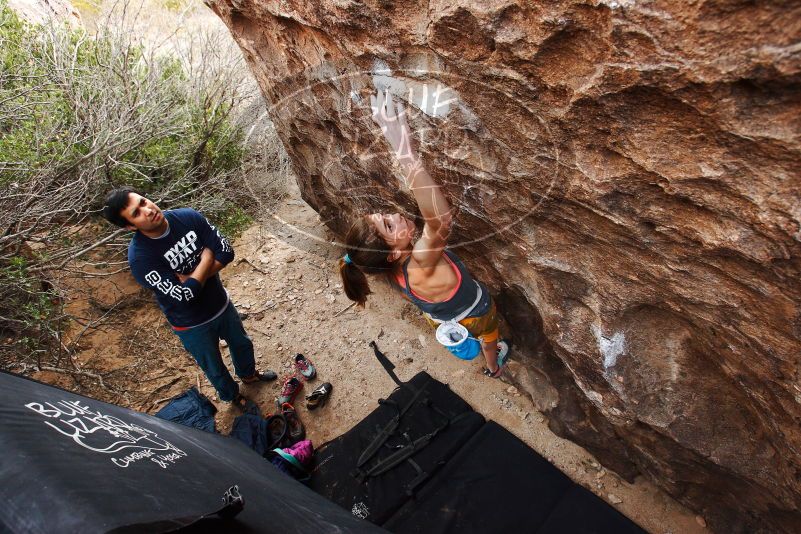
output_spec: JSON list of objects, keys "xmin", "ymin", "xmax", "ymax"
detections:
[
  {"xmin": 277, "ymin": 376, "xmax": 303, "ymax": 405},
  {"xmin": 294, "ymin": 353, "xmax": 316, "ymax": 380},
  {"xmin": 483, "ymin": 339, "xmax": 511, "ymax": 379}
]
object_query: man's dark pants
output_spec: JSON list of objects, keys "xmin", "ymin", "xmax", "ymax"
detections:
[{"xmin": 174, "ymin": 302, "xmax": 255, "ymax": 402}]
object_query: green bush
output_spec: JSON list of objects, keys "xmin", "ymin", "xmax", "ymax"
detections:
[
  {"xmin": 0, "ymin": 2, "xmax": 246, "ymax": 191},
  {"xmin": 216, "ymin": 205, "xmax": 253, "ymax": 238}
]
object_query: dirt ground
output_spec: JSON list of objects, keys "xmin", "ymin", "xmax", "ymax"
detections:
[{"xmin": 42, "ymin": 182, "xmax": 708, "ymax": 534}]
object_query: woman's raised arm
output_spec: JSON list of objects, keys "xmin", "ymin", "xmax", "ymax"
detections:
[{"xmin": 370, "ymin": 89, "xmax": 453, "ymax": 270}]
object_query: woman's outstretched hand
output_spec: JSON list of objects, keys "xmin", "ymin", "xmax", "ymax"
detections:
[{"xmin": 370, "ymin": 89, "xmax": 417, "ymax": 166}]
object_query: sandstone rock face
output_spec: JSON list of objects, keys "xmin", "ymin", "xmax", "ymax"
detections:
[{"xmin": 206, "ymin": 1, "xmax": 801, "ymax": 531}]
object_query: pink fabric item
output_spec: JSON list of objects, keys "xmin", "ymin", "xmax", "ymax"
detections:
[{"xmin": 283, "ymin": 439, "xmax": 314, "ymax": 465}]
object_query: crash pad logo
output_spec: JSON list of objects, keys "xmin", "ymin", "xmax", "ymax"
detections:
[
  {"xmin": 352, "ymin": 502, "xmax": 369, "ymax": 520},
  {"xmin": 25, "ymin": 399, "xmax": 187, "ymax": 469}
]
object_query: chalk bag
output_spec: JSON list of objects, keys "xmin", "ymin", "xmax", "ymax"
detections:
[{"xmin": 435, "ymin": 321, "xmax": 481, "ymax": 360}]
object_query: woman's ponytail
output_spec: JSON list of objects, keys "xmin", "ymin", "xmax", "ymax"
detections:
[
  {"xmin": 340, "ymin": 258, "xmax": 371, "ymax": 306},
  {"xmin": 339, "ymin": 215, "xmax": 396, "ymax": 306}
]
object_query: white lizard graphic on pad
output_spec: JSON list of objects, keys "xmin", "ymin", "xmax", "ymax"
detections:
[{"xmin": 25, "ymin": 399, "xmax": 187, "ymax": 469}]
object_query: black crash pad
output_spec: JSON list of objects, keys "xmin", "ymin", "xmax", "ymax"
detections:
[
  {"xmin": 0, "ymin": 371, "xmax": 384, "ymax": 534},
  {"xmin": 309, "ymin": 372, "xmax": 485, "ymax": 525},
  {"xmin": 383, "ymin": 420, "xmax": 575, "ymax": 533},
  {"xmin": 537, "ymin": 485, "xmax": 646, "ymax": 534},
  {"xmin": 309, "ymin": 371, "xmax": 646, "ymax": 534}
]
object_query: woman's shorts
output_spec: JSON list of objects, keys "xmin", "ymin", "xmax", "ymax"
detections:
[{"xmin": 425, "ymin": 297, "xmax": 500, "ymax": 344}]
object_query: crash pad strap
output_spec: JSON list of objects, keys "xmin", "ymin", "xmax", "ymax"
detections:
[
  {"xmin": 356, "ymin": 382, "xmax": 429, "ymax": 470},
  {"xmin": 370, "ymin": 340, "xmax": 405, "ymax": 389}
]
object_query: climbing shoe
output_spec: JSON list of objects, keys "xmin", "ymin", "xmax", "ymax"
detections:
[
  {"xmin": 277, "ymin": 376, "xmax": 303, "ymax": 405},
  {"xmin": 482, "ymin": 339, "xmax": 511, "ymax": 379},
  {"xmin": 294, "ymin": 353, "xmax": 316, "ymax": 380},
  {"xmin": 305, "ymin": 382, "xmax": 333, "ymax": 410}
]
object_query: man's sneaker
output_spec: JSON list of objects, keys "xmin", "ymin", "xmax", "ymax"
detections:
[
  {"xmin": 231, "ymin": 393, "xmax": 257, "ymax": 413},
  {"xmin": 241, "ymin": 370, "xmax": 278, "ymax": 384},
  {"xmin": 277, "ymin": 376, "xmax": 303, "ymax": 405},
  {"xmin": 294, "ymin": 353, "xmax": 316, "ymax": 380}
]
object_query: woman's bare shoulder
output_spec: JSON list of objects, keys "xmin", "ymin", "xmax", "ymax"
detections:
[{"xmin": 407, "ymin": 252, "xmax": 450, "ymax": 282}]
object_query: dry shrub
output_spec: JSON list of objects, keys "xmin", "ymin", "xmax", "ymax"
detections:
[{"xmin": 0, "ymin": 0, "xmax": 290, "ymax": 387}]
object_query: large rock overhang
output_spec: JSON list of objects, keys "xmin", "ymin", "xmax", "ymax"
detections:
[{"xmin": 205, "ymin": 1, "xmax": 801, "ymax": 532}]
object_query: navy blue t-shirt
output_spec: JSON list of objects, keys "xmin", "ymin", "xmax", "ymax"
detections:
[{"xmin": 128, "ymin": 208, "xmax": 234, "ymax": 328}]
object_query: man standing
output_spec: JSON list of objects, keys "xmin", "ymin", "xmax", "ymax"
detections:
[{"xmin": 102, "ymin": 187, "xmax": 275, "ymax": 408}]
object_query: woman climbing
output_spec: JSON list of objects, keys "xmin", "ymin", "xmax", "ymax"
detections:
[{"xmin": 338, "ymin": 89, "xmax": 510, "ymax": 378}]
